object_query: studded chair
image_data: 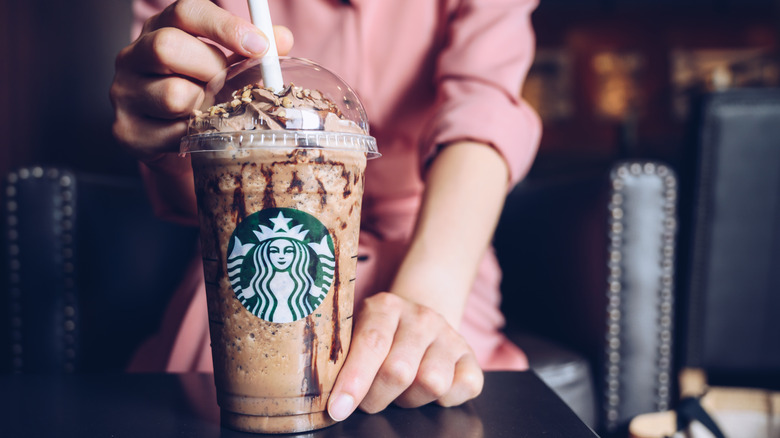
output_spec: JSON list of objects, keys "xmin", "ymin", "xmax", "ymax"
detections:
[
  {"xmin": 495, "ymin": 160, "xmax": 679, "ymax": 436},
  {"xmin": 0, "ymin": 167, "xmax": 198, "ymax": 373},
  {"xmin": 625, "ymin": 89, "xmax": 780, "ymax": 438}
]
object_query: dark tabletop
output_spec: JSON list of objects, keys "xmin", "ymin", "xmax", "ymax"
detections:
[{"xmin": 0, "ymin": 371, "xmax": 598, "ymax": 438}]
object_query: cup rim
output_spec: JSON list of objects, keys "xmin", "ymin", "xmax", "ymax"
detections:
[{"xmin": 180, "ymin": 130, "xmax": 380, "ymax": 158}]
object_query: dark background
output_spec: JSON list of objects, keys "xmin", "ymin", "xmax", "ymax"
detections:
[
  {"xmin": 0, "ymin": 0, "xmax": 136, "ymax": 180},
  {"xmin": 527, "ymin": 0, "xmax": 779, "ymax": 175},
  {"xmin": 1, "ymin": 0, "xmax": 779, "ymax": 181}
]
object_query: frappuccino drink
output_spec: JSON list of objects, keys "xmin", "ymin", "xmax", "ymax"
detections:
[{"xmin": 180, "ymin": 58, "xmax": 378, "ymax": 433}]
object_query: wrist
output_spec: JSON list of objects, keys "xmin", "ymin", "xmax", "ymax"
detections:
[
  {"xmin": 141, "ymin": 152, "xmax": 191, "ymax": 175},
  {"xmin": 139, "ymin": 154, "xmax": 198, "ymax": 225}
]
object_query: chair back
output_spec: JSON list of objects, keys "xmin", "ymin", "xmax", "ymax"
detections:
[
  {"xmin": 1, "ymin": 167, "xmax": 198, "ymax": 373},
  {"xmin": 680, "ymin": 90, "xmax": 780, "ymax": 388},
  {"xmin": 496, "ymin": 160, "xmax": 679, "ymax": 434}
]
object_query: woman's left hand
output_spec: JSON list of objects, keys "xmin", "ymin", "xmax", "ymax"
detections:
[{"xmin": 326, "ymin": 292, "xmax": 484, "ymax": 421}]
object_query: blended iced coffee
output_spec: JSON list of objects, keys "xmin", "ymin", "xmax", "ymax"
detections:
[{"xmin": 180, "ymin": 57, "xmax": 378, "ymax": 434}]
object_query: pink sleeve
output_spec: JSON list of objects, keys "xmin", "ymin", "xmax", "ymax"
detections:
[{"xmin": 421, "ymin": 0, "xmax": 542, "ymax": 186}]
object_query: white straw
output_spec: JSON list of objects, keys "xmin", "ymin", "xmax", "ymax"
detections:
[{"xmin": 247, "ymin": 0, "xmax": 284, "ymax": 93}]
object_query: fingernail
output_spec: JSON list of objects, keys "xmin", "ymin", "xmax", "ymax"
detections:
[
  {"xmin": 241, "ymin": 31, "xmax": 268, "ymax": 54},
  {"xmin": 328, "ymin": 394, "xmax": 354, "ymax": 422}
]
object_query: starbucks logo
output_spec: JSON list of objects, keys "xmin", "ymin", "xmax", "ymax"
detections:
[{"xmin": 227, "ymin": 208, "xmax": 336, "ymax": 323}]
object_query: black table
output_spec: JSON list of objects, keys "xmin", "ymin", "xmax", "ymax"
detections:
[{"xmin": 1, "ymin": 371, "xmax": 598, "ymax": 437}]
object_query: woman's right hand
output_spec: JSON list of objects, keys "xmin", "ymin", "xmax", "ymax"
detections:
[{"xmin": 110, "ymin": 0, "xmax": 293, "ymax": 161}]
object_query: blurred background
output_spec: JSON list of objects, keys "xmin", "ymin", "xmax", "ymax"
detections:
[
  {"xmin": 1, "ymin": 0, "xmax": 779, "ymax": 178},
  {"xmin": 1, "ymin": 0, "xmax": 136, "ymax": 178},
  {"xmin": 527, "ymin": 0, "xmax": 779, "ymax": 174}
]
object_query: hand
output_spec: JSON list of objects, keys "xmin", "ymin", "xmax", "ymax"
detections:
[
  {"xmin": 110, "ymin": 0, "xmax": 293, "ymax": 160},
  {"xmin": 327, "ymin": 293, "xmax": 484, "ymax": 421}
]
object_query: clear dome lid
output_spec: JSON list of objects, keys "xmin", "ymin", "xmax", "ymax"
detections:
[
  {"xmin": 181, "ymin": 57, "xmax": 378, "ymax": 157},
  {"xmin": 199, "ymin": 57, "xmax": 370, "ymax": 133}
]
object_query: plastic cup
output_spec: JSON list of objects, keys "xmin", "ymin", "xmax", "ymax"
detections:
[{"xmin": 180, "ymin": 57, "xmax": 378, "ymax": 433}]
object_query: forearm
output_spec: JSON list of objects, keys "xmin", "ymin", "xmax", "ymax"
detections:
[{"xmin": 390, "ymin": 141, "xmax": 509, "ymax": 329}]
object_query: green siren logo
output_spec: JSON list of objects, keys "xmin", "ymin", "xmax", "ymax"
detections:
[{"xmin": 227, "ymin": 208, "xmax": 336, "ymax": 323}]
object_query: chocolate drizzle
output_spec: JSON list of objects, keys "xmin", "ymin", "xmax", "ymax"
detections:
[
  {"xmin": 231, "ymin": 177, "xmax": 247, "ymax": 225},
  {"xmin": 261, "ymin": 166, "xmax": 277, "ymax": 208},
  {"xmin": 329, "ymin": 235, "xmax": 343, "ymax": 363},
  {"xmin": 199, "ymin": 177, "xmax": 225, "ymax": 279},
  {"xmin": 288, "ymin": 171, "xmax": 304, "ymax": 193},
  {"xmin": 341, "ymin": 169, "xmax": 352, "ymax": 199},
  {"xmin": 315, "ymin": 178, "xmax": 327, "ymax": 208},
  {"xmin": 302, "ymin": 317, "xmax": 321, "ymax": 396}
]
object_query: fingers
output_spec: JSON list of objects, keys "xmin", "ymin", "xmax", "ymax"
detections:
[
  {"xmin": 143, "ymin": 0, "xmax": 269, "ymax": 58},
  {"xmin": 327, "ymin": 293, "xmax": 483, "ymax": 423},
  {"xmin": 393, "ymin": 332, "xmax": 459, "ymax": 409},
  {"xmin": 111, "ymin": 0, "xmax": 296, "ymax": 159},
  {"xmin": 392, "ymin": 323, "xmax": 483, "ymax": 409},
  {"xmin": 363, "ymin": 305, "xmax": 445, "ymax": 412},
  {"xmin": 327, "ymin": 293, "xmax": 401, "ymax": 421},
  {"xmin": 112, "ymin": 106, "xmax": 189, "ymax": 159},
  {"xmin": 224, "ymin": 25, "xmax": 294, "ymax": 66},
  {"xmin": 119, "ymin": 27, "xmax": 229, "ymax": 81},
  {"xmin": 112, "ymin": 69, "xmax": 206, "ymax": 118},
  {"xmin": 123, "ymin": 0, "xmax": 294, "ymax": 78},
  {"xmin": 436, "ymin": 354, "xmax": 484, "ymax": 408},
  {"xmin": 110, "ymin": 67, "xmax": 203, "ymax": 156},
  {"xmin": 272, "ymin": 25, "xmax": 294, "ymax": 56},
  {"xmin": 111, "ymin": 65, "xmax": 205, "ymax": 157}
]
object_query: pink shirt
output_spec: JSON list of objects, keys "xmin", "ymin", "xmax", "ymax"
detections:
[{"xmin": 130, "ymin": 0, "xmax": 541, "ymax": 372}]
